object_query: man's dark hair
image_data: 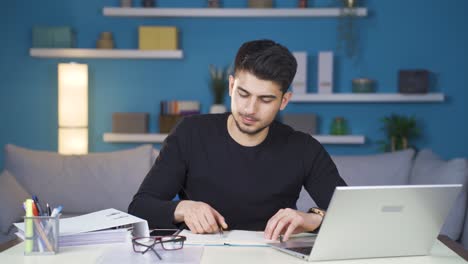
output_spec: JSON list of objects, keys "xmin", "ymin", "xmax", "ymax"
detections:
[{"xmin": 234, "ymin": 39, "xmax": 297, "ymax": 94}]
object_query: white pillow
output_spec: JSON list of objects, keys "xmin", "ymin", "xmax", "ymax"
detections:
[{"xmin": 409, "ymin": 149, "xmax": 467, "ymax": 241}]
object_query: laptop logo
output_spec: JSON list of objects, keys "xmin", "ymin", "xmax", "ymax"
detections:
[{"xmin": 381, "ymin": 205, "xmax": 404, "ymax": 213}]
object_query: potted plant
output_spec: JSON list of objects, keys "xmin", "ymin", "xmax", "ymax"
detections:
[
  {"xmin": 209, "ymin": 64, "xmax": 230, "ymax": 113},
  {"xmin": 378, "ymin": 114, "xmax": 421, "ymax": 152},
  {"xmin": 337, "ymin": 0, "xmax": 360, "ymax": 59}
]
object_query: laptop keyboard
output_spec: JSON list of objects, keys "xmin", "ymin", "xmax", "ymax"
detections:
[{"xmin": 287, "ymin": 246, "xmax": 313, "ymax": 255}]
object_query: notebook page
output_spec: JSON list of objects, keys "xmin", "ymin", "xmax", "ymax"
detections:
[{"xmin": 179, "ymin": 230, "xmax": 271, "ymax": 246}]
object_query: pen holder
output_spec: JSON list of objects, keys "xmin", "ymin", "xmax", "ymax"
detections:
[{"xmin": 24, "ymin": 215, "xmax": 60, "ymax": 255}]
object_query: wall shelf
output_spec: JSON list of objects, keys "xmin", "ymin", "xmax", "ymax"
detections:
[
  {"xmin": 30, "ymin": 48, "xmax": 183, "ymax": 59},
  {"xmin": 290, "ymin": 93, "xmax": 445, "ymax": 103},
  {"xmin": 103, "ymin": 7, "xmax": 368, "ymax": 18},
  {"xmin": 103, "ymin": 133, "xmax": 365, "ymax": 145}
]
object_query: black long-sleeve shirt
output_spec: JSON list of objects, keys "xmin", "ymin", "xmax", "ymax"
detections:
[{"xmin": 128, "ymin": 113, "xmax": 346, "ymax": 230}]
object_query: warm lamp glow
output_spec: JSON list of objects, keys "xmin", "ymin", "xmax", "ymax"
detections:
[
  {"xmin": 58, "ymin": 63, "xmax": 88, "ymax": 127},
  {"xmin": 58, "ymin": 128, "xmax": 88, "ymax": 155},
  {"xmin": 58, "ymin": 63, "xmax": 88, "ymax": 154}
]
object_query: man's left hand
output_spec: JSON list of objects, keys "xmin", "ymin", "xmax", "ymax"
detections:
[{"xmin": 264, "ymin": 208, "xmax": 322, "ymax": 242}]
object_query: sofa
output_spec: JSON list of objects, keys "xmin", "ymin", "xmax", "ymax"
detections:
[{"xmin": 1, "ymin": 144, "xmax": 467, "ymax": 249}]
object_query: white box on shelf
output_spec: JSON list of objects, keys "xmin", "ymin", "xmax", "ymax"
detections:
[
  {"xmin": 292, "ymin": 52, "xmax": 307, "ymax": 94},
  {"xmin": 318, "ymin": 51, "xmax": 333, "ymax": 94}
]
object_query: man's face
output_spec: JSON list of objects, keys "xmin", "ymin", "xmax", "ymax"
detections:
[{"xmin": 229, "ymin": 70, "xmax": 291, "ymax": 135}]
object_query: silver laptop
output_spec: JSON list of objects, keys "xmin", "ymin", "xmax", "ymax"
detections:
[{"xmin": 269, "ymin": 184, "xmax": 462, "ymax": 261}]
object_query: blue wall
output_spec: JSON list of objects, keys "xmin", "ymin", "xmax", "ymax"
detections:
[{"xmin": 1, "ymin": 0, "xmax": 467, "ymax": 170}]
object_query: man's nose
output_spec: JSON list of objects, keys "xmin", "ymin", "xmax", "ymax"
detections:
[{"xmin": 244, "ymin": 98, "xmax": 257, "ymax": 115}]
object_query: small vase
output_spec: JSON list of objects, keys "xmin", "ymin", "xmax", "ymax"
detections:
[
  {"xmin": 208, "ymin": 0, "xmax": 221, "ymax": 8},
  {"xmin": 330, "ymin": 117, "xmax": 348, "ymax": 135},
  {"xmin": 210, "ymin": 104, "xmax": 227, "ymax": 114},
  {"xmin": 120, "ymin": 0, "xmax": 133, "ymax": 7},
  {"xmin": 96, "ymin": 32, "xmax": 114, "ymax": 49},
  {"xmin": 352, "ymin": 78, "xmax": 375, "ymax": 93},
  {"xmin": 298, "ymin": 0, "xmax": 307, "ymax": 8},
  {"xmin": 142, "ymin": 0, "xmax": 155, "ymax": 7}
]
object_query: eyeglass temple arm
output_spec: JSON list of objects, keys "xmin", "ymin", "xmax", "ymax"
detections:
[{"xmin": 148, "ymin": 246, "xmax": 162, "ymax": 260}]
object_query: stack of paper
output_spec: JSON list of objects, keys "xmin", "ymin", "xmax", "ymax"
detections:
[
  {"xmin": 14, "ymin": 208, "xmax": 149, "ymax": 247},
  {"xmin": 59, "ymin": 229, "xmax": 130, "ymax": 247}
]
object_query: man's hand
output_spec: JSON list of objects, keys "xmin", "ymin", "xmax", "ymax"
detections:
[
  {"xmin": 174, "ymin": 200, "xmax": 228, "ymax": 234},
  {"xmin": 264, "ymin": 208, "xmax": 322, "ymax": 242}
]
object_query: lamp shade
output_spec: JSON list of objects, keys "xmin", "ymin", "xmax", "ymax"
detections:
[
  {"xmin": 58, "ymin": 63, "xmax": 88, "ymax": 155},
  {"xmin": 58, "ymin": 128, "xmax": 88, "ymax": 155},
  {"xmin": 58, "ymin": 63, "xmax": 88, "ymax": 127}
]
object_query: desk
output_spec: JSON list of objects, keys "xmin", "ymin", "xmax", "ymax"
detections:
[{"xmin": 0, "ymin": 236, "xmax": 466, "ymax": 263}]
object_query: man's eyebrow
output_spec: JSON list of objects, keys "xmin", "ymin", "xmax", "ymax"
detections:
[{"xmin": 237, "ymin": 86, "xmax": 277, "ymax": 99}]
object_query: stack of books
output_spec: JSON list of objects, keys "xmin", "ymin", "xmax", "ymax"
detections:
[{"xmin": 160, "ymin": 101, "xmax": 200, "ymax": 133}]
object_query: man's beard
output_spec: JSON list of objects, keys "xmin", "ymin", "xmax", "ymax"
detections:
[{"xmin": 232, "ymin": 113, "xmax": 269, "ymax": 135}]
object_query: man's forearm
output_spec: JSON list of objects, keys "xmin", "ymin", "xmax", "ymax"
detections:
[{"xmin": 128, "ymin": 195, "xmax": 181, "ymax": 228}]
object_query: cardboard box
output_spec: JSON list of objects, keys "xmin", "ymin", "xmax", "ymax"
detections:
[
  {"xmin": 139, "ymin": 26, "xmax": 178, "ymax": 50},
  {"xmin": 112, "ymin": 113, "xmax": 149, "ymax": 133},
  {"xmin": 282, "ymin": 113, "xmax": 317, "ymax": 134},
  {"xmin": 32, "ymin": 26, "xmax": 75, "ymax": 48},
  {"xmin": 248, "ymin": 0, "xmax": 273, "ymax": 8}
]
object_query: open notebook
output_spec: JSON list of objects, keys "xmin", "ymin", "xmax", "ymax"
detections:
[
  {"xmin": 179, "ymin": 230, "xmax": 269, "ymax": 246},
  {"xmin": 179, "ymin": 230, "xmax": 315, "ymax": 247}
]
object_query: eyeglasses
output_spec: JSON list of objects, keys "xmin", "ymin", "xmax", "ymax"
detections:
[{"xmin": 132, "ymin": 235, "xmax": 186, "ymax": 260}]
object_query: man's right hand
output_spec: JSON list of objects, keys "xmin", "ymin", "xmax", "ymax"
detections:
[{"xmin": 174, "ymin": 200, "xmax": 228, "ymax": 234}]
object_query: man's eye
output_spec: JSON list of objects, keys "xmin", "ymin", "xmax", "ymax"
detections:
[
  {"xmin": 239, "ymin": 92, "xmax": 248, "ymax": 97},
  {"xmin": 261, "ymin": 99, "xmax": 273, "ymax": 103}
]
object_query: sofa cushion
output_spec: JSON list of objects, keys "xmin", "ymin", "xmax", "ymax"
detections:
[
  {"xmin": 296, "ymin": 149, "xmax": 415, "ymax": 211},
  {"xmin": 333, "ymin": 149, "xmax": 415, "ymax": 186},
  {"xmin": 4, "ymin": 144, "xmax": 154, "ymax": 214},
  {"xmin": 409, "ymin": 149, "xmax": 467, "ymax": 241},
  {"xmin": 0, "ymin": 170, "xmax": 31, "ymax": 234}
]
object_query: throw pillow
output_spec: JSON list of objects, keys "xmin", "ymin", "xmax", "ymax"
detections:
[
  {"xmin": 4, "ymin": 144, "xmax": 154, "ymax": 214},
  {"xmin": 332, "ymin": 149, "xmax": 415, "ymax": 186},
  {"xmin": 296, "ymin": 149, "xmax": 415, "ymax": 211},
  {"xmin": 0, "ymin": 170, "xmax": 31, "ymax": 234},
  {"xmin": 409, "ymin": 149, "xmax": 467, "ymax": 241}
]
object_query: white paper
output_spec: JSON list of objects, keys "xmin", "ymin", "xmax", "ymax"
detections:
[
  {"xmin": 179, "ymin": 229, "xmax": 272, "ymax": 246},
  {"xmin": 15, "ymin": 208, "xmax": 150, "ymax": 237},
  {"xmin": 97, "ymin": 243, "xmax": 204, "ymax": 264}
]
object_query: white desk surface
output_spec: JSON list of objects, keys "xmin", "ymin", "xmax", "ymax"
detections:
[{"xmin": 0, "ymin": 240, "xmax": 465, "ymax": 264}]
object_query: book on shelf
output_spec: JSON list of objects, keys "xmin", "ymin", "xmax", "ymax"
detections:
[{"xmin": 160, "ymin": 100, "xmax": 200, "ymax": 116}]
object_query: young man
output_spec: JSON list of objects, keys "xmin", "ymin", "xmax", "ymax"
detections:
[{"xmin": 129, "ymin": 39, "xmax": 346, "ymax": 242}]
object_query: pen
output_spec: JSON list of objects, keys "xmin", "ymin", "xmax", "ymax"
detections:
[
  {"xmin": 174, "ymin": 223, "xmax": 186, "ymax": 236},
  {"xmin": 50, "ymin": 205, "xmax": 63, "ymax": 217},
  {"xmin": 31, "ymin": 201, "xmax": 39, "ymax": 217},
  {"xmin": 32, "ymin": 195, "xmax": 44, "ymax": 216},
  {"xmin": 46, "ymin": 203, "xmax": 51, "ymax": 216}
]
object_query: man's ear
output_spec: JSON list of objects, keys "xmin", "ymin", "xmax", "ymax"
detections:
[
  {"xmin": 228, "ymin": 75, "xmax": 234, "ymax": 96},
  {"xmin": 279, "ymin": 91, "xmax": 292, "ymax": 111}
]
